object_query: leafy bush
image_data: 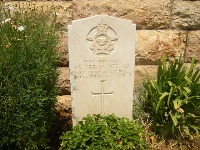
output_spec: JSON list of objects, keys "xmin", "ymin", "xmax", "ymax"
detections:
[
  {"xmin": 142, "ymin": 55, "xmax": 200, "ymax": 142},
  {"xmin": 0, "ymin": 2, "xmax": 58, "ymax": 149},
  {"xmin": 60, "ymin": 114, "xmax": 149, "ymax": 150}
]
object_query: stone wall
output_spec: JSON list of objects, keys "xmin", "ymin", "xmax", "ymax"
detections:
[{"xmin": 3, "ymin": 0, "xmax": 200, "ymax": 116}]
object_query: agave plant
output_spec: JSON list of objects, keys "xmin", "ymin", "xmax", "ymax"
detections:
[{"xmin": 143, "ymin": 55, "xmax": 200, "ymax": 142}]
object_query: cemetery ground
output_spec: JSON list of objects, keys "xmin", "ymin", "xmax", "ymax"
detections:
[
  {"xmin": 53, "ymin": 54, "xmax": 200, "ymax": 149},
  {"xmin": 48, "ymin": 102, "xmax": 200, "ymax": 150},
  {"xmin": 49, "ymin": 95, "xmax": 200, "ymax": 150}
]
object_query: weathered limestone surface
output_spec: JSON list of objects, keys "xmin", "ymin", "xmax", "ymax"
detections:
[
  {"xmin": 5, "ymin": 1, "xmax": 72, "ymax": 31},
  {"xmin": 57, "ymin": 30, "xmax": 188, "ymax": 66},
  {"xmin": 56, "ymin": 31, "xmax": 69, "ymax": 67},
  {"xmin": 73, "ymin": 0, "xmax": 171, "ymax": 29},
  {"xmin": 185, "ymin": 63, "xmax": 200, "ymax": 72},
  {"xmin": 57, "ymin": 67, "xmax": 70, "ymax": 95},
  {"xmin": 56, "ymin": 95, "xmax": 71, "ymax": 118},
  {"xmin": 49, "ymin": 1, "xmax": 72, "ymax": 31},
  {"xmin": 185, "ymin": 30, "xmax": 200, "ymax": 62},
  {"xmin": 196, "ymin": 64, "xmax": 200, "ymax": 72},
  {"xmin": 136, "ymin": 30, "xmax": 186, "ymax": 65},
  {"xmin": 8, "ymin": 0, "xmax": 72, "ymax": 1},
  {"xmin": 134, "ymin": 65, "xmax": 158, "ymax": 90},
  {"xmin": 171, "ymin": 1, "xmax": 200, "ymax": 30}
]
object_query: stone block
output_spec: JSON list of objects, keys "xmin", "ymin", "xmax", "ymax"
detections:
[
  {"xmin": 5, "ymin": 1, "xmax": 72, "ymax": 31},
  {"xmin": 56, "ymin": 95, "xmax": 71, "ymax": 118},
  {"xmin": 185, "ymin": 31, "xmax": 200, "ymax": 62},
  {"xmin": 73, "ymin": 0, "xmax": 171, "ymax": 29},
  {"xmin": 57, "ymin": 67, "xmax": 70, "ymax": 95},
  {"xmin": 136, "ymin": 30, "xmax": 186, "ymax": 65},
  {"xmin": 185, "ymin": 63, "xmax": 200, "ymax": 73},
  {"xmin": 171, "ymin": 1, "xmax": 200, "ymax": 30},
  {"xmin": 134, "ymin": 65, "xmax": 158, "ymax": 91},
  {"xmin": 56, "ymin": 31, "xmax": 69, "ymax": 67}
]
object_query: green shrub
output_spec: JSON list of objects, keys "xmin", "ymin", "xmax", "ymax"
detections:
[
  {"xmin": 60, "ymin": 114, "xmax": 149, "ymax": 150},
  {"xmin": 142, "ymin": 55, "xmax": 200, "ymax": 142},
  {"xmin": 0, "ymin": 3, "xmax": 58, "ymax": 149}
]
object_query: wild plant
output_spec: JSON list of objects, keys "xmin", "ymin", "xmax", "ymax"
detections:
[
  {"xmin": 142, "ymin": 55, "xmax": 200, "ymax": 143},
  {"xmin": 0, "ymin": 2, "xmax": 59, "ymax": 149},
  {"xmin": 60, "ymin": 114, "xmax": 149, "ymax": 150}
]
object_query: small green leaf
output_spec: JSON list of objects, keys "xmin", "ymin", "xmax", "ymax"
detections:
[
  {"xmin": 156, "ymin": 92, "xmax": 169, "ymax": 113},
  {"xmin": 184, "ymin": 76, "xmax": 192, "ymax": 84},
  {"xmin": 173, "ymin": 99, "xmax": 182, "ymax": 110},
  {"xmin": 183, "ymin": 87, "xmax": 191, "ymax": 94},
  {"xmin": 60, "ymin": 114, "xmax": 149, "ymax": 149},
  {"xmin": 170, "ymin": 111, "xmax": 178, "ymax": 126},
  {"xmin": 167, "ymin": 82, "xmax": 174, "ymax": 106}
]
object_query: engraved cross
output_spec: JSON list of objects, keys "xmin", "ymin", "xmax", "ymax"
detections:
[{"xmin": 92, "ymin": 80, "xmax": 113, "ymax": 113}]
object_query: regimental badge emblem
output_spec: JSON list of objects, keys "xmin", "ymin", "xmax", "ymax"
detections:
[{"xmin": 86, "ymin": 20, "xmax": 118, "ymax": 56}]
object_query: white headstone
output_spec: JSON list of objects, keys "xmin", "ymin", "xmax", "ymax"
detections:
[{"xmin": 68, "ymin": 15, "xmax": 136, "ymax": 125}]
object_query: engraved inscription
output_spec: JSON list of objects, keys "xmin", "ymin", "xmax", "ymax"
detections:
[
  {"xmin": 73, "ymin": 59, "xmax": 132, "ymax": 79},
  {"xmin": 92, "ymin": 80, "xmax": 113, "ymax": 113},
  {"xmin": 86, "ymin": 20, "xmax": 118, "ymax": 56}
]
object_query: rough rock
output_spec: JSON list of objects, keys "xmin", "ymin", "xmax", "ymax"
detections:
[
  {"xmin": 171, "ymin": 1, "xmax": 200, "ymax": 30},
  {"xmin": 185, "ymin": 63, "xmax": 200, "ymax": 73},
  {"xmin": 57, "ymin": 67, "xmax": 70, "ymax": 95},
  {"xmin": 73, "ymin": 0, "xmax": 171, "ymax": 29},
  {"xmin": 56, "ymin": 31, "xmax": 69, "ymax": 67},
  {"xmin": 134, "ymin": 65, "xmax": 158, "ymax": 91},
  {"xmin": 185, "ymin": 31, "xmax": 200, "ymax": 62},
  {"xmin": 53, "ymin": 95, "xmax": 72, "ymax": 149},
  {"xmin": 134, "ymin": 63, "xmax": 200, "ymax": 93},
  {"xmin": 5, "ymin": 1, "xmax": 72, "ymax": 31},
  {"xmin": 136, "ymin": 30, "xmax": 186, "ymax": 65},
  {"xmin": 56, "ymin": 95, "xmax": 71, "ymax": 118}
]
